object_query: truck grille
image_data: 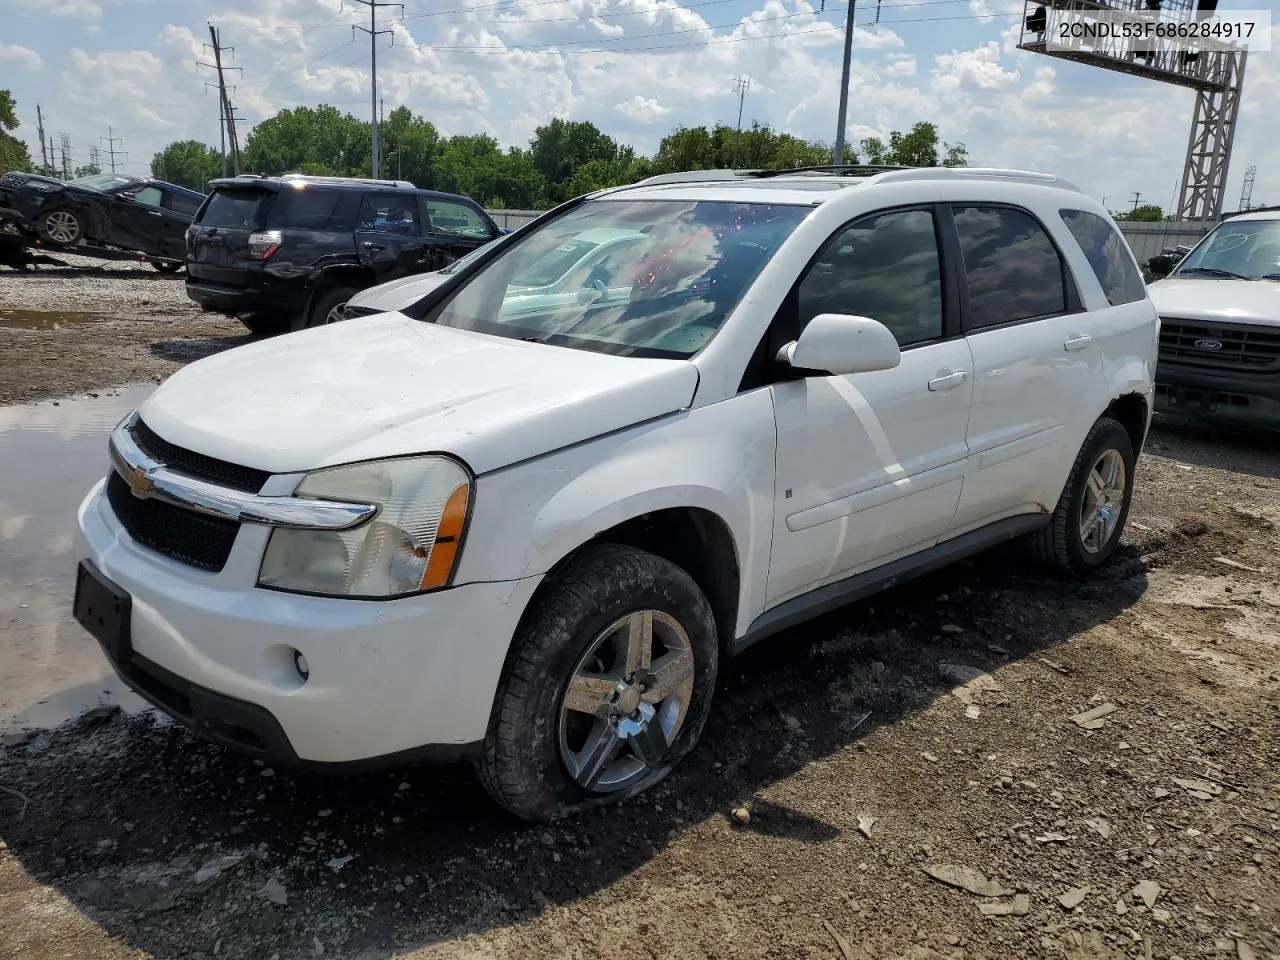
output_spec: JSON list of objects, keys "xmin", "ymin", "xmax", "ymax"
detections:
[
  {"xmin": 1158, "ymin": 318, "xmax": 1280, "ymax": 372},
  {"xmin": 105, "ymin": 472, "xmax": 239, "ymax": 572},
  {"xmin": 104, "ymin": 419, "xmax": 269, "ymax": 572}
]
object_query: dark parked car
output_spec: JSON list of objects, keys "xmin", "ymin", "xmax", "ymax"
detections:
[
  {"xmin": 185, "ymin": 174, "xmax": 504, "ymax": 335},
  {"xmin": 0, "ymin": 171, "xmax": 204, "ymax": 270}
]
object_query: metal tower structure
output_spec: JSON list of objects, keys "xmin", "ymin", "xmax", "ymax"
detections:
[
  {"xmin": 1239, "ymin": 164, "xmax": 1256, "ymax": 211},
  {"xmin": 1018, "ymin": 0, "xmax": 1248, "ymax": 221}
]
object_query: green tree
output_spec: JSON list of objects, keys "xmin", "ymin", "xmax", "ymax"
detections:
[
  {"xmin": 242, "ymin": 105, "xmax": 371, "ymax": 178},
  {"xmin": 151, "ymin": 140, "xmax": 221, "ymax": 190},
  {"xmin": 530, "ymin": 118, "xmax": 623, "ymax": 203},
  {"xmin": 73, "ymin": 162, "xmax": 102, "ymax": 178},
  {"xmin": 0, "ymin": 90, "xmax": 33, "ymax": 174},
  {"xmin": 1114, "ymin": 204, "xmax": 1164, "ymax": 222},
  {"xmin": 380, "ymin": 106, "xmax": 440, "ymax": 186},
  {"xmin": 860, "ymin": 121, "xmax": 968, "ymax": 168},
  {"xmin": 651, "ymin": 123, "xmax": 831, "ymax": 174}
]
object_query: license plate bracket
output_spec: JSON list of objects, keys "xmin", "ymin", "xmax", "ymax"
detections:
[{"xmin": 73, "ymin": 560, "xmax": 133, "ymax": 664}]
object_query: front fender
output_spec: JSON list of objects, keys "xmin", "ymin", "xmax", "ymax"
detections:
[{"xmin": 455, "ymin": 389, "xmax": 777, "ymax": 639}]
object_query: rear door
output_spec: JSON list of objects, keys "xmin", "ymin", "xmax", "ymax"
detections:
[
  {"xmin": 355, "ymin": 191, "xmax": 431, "ymax": 283},
  {"xmin": 187, "ymin": 186, "xmax": 274, "ymax": 285},
  {"xmin": 944, "ymin": 202, "xmax": 1102, "ymax": 535},
  {"xmin": 423, "ymin": 195, "xmax": 500, "ymax": 267}
]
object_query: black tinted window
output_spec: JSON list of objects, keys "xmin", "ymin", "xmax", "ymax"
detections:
[
  {"xmin": 427, "ymin": 199, "xmax": 493, "ymax": 239},
  {"xmin": 1060, "ymin": 209, "xmax": 1146, "ymax": 305},
  {"xmin": 357, "ymin": 193, "xmax": 420, "ymax": 235},
  {"xmin": 170, "ymin": 192, "xmax": 201, "ymax": 216},
  {"xmin": 797, "ymin": 208, "xmax": 943, "ymax": 347},
  {"xmin": 953, "ymin": 205, "xmax": 1066, "ymax": 328},
  {"xmin": 268, "ymin": 188, "xmax": 354, "ymax": 231},
  {"xmin": 199, "ymin": 189, "xmax": 270, "ymax": 229}
]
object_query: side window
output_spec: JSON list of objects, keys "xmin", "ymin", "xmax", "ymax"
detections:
[
  {"xmin": 953, "ymin": 205, "xmax": 1067, "ymax": 328},
  {"xmin": 169, "ymin": 192, "xmax": 202, "ymax": 217},
  {"xmin": 133, "ymin": 185, "xmax": 164, "ymax": 208},
  {"xmin": 796, "ymin": 208, "xmax": 944, "ymax": 348},
  {"xmin": 357, "ymin": 193, "xmax": 421, "ymax": 235},
  {"xmin": 426, "ymin": 199, "xmax": 494, "ymax": 240},
  {"xmin": 1059, "ymin": 209, "xmax": 1146, "ymax": 306}
]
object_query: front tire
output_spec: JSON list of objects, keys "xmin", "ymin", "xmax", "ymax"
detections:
[
  {"xmin": 1034, "ymin": 417, "xmax": 1136, "ymax": 576},
  {"xmin": 238, "ymin": 313, "xmax": 291, "ymax": 337},
  {"xmin": 476, "ymin": 543, "xmax": 719, "ymax": 822},
  {"xmin": 37, "ymin": 208, "xmax": 83, "ymax": 246},
  {"xmin": 150, "ymin": 259, "xmax": 184, "ymax": 274}
]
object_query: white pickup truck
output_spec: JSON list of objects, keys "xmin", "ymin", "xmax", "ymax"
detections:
[{"xmin": 74, "ymin": 166, "xmax": 1158, "ymax": 821}]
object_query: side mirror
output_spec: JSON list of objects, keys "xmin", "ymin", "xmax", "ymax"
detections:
[{"xmin": 779, "ymin": 313, "xmax": 901, "ymax": 377}]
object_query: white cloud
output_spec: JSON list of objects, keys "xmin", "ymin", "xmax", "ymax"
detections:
[
  {"xmin": 13, "ymin": 0, "xmax": 101, "ymax": 16},
  {"xmin": 0, "ymin": 44, "xmax": 44, "ymax": 71},
  {"xmin": 616, "ymin": 95, "xmax": 671, "ymax": 123},
  {"xmin": 882, "ymin": 53, "xmax": 916, "ymax": 77}
]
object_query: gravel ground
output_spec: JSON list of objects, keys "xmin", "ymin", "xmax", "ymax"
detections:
[
  {"xmin": 0, "ymin": 267, "xmax": 1276, "ymax": 960},
  {"xmin": 0, "ymin": 253, "xmax": 247, "ymax": 405}
]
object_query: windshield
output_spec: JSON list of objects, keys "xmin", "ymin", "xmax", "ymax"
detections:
[
  {"xmin": 1173, "ymin": 218, "xmax": 1280, "ymax": 281},
  {"xmin": 422, "ymin": 199, "xmax": 812, "ymax": 359},
  {"xmin": 71, "ymin": 173, "xmax": 135, "ymax": 192}
]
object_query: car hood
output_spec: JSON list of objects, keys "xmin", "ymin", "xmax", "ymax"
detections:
[
  {"xmin": 137, "ymin": 313, "xmax": 699, "ymax": 476},
  {"xmin": 345, "ymin": 271, "xmax": 453, "ymax": 312},
  {"xmin": 1148, "ymin": 277, "xmax": 1280, "ymax": 327}
]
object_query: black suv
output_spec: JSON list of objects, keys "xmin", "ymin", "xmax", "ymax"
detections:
[
  {"xmin": 185, "ymin": 174, "xmax": 504, "ymax": 334},
  {"xmin": 0, "ymin": 171, "xmax": 204, "ymax": 269}
]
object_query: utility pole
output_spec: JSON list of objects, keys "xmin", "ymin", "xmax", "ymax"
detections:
[
  {"xmin": 59, "ymin": 133, "xmax": 72, "ymax": 179},
  {"xmin": 833, "ymin": 0, "xmax": 857, "ymax": 165},
  {"xmin": 732, "ymin": 76, "xmax": 750, "ymax": 133},
  {"xmin": 101, "ymin": 127, "xmax": 126, "ymax": 173},
  {"xmin": 36, "ymin": 105, "xmax": 48, "ymax": 170},
  {"xmin": 379, "ymin": 96, "xmax": 386, "ymax": 179},
  {"xmin": 1130, "ymin": 191, "xmax": 1143, "ymax": 215},
  {"xmin": 198, "ymin": 25, "xmax": 244, "ymax": 177},
  {"xmin": 89, "ymin": 146, "xmax": 102, "ymax": 174},
  {"xmin": 351, "ymin": 0, "xmax": 402, "ymax": 180}
]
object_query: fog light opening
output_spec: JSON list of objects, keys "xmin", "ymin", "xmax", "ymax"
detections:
[{"xmin": 294, "ymin": 650, "xmax": 310, "ymax": 680}]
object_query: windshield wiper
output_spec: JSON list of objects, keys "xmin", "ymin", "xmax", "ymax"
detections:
[
  {"xmin": 1260, "ymin": 273, "xmax": 1280, "ymax": 281},
  {"xmin": 1178, "ymin": 266, "xmax": 1256, "ymax": 281}
]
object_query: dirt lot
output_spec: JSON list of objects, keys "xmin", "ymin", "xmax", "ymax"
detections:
[
  {"xmin": 0, "ymin": 253, "xmax": 245, "ymax": 405},
  {"xmin": 0, "ymin": 264, "xmax": 1277, "ymax": 960}
]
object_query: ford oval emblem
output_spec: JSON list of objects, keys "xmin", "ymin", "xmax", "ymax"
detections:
[{"xmin": 1193, "ymin": 338, "xmax": 1223, "ymax": 351}]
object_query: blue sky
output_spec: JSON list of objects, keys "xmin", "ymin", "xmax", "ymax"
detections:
[{"xmin": 2, "ymin": 0, "xmax": 1276, "ymax": 209}]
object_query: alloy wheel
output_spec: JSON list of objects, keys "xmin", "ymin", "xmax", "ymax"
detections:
[
  {"xmin": 1078, "ymin": 448, "xmax": 1126, "ymax": 554},
  {"xmin": 43, "ymin": 211, "xmax": 80, "ymax": 245}
]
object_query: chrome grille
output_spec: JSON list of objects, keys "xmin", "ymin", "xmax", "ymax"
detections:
[{"xmin": 1158, "ymin": 318, "xmax": 1280, "ymax": 372}]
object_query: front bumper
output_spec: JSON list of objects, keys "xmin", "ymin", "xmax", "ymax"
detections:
[
  {"xmin": 1155, "ymin": 363, "xmax": 1280, "ymax": 428},
  {"xmin": 75, "ymin": 478, "xmax": 543, "ymax": 765}
]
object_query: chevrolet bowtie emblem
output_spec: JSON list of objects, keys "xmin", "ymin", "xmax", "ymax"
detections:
[{"xmin": 123, "ymin": 463, "xmax": 156, "ymax": 498}]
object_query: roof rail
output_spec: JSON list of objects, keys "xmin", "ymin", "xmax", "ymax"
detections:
[
  {"xmin": 869, "ymin": 167, "xmax": 1083, "ymax": 193},
  {"xmin": 634, "ymin": 169, "xmax": 752, "ymax": 186},
  {"xmin": 745, "ymin": 164, "xmax": 914, "ymax": 178},
  {"xmin": 277, "ymin": 172, "xmax": 417, "ymax": 189}
]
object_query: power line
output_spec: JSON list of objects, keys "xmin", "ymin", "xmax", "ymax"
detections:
[
  {"xmin": 100, "ymin": 127, "xmax": 126, "ymax": 173},
  {"xmin": 349, "ymin": 0, "xmax": 403, "ymax": 179},
  {"xmin": 199, "ymin": 24, "xmax": 244, "ymax": 177}
]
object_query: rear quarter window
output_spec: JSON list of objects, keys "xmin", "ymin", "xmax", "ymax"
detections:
[
  {"xmin": 198, "ymin": 190, "xmax": 271, "ymax": 229},
  {"xmin": 1059, "ymin": 209, "xmax": 1146, "ymax": 306},
  {"xmin": 267, "ymin": 188, "xmax": 356, "ymax": 231}
]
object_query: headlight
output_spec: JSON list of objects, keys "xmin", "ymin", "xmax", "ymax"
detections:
[{"xmin": 258, "ymin": 456, "xmax": 472, "ymax": 599}]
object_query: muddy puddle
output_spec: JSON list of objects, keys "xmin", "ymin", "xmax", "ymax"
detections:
[
  {"xmin": 0, "ymin": 385, "xmax": 153, "ymax": 734},
  {"xmin": 0, "ymin": 309, "xmax": 106, "ymax": 330}
]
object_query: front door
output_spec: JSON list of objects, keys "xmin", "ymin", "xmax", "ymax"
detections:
[
  {"xmin": 942, "ymin": 202, "xmax": 1103, "ymax": 535},
  {"xmin": 767, "ymin": 206, "xmax": 974, "ymax": 607},
  {"xmin": 355, "ymin": 192, "xmax": 431, "ymax": 283},
  {"xmin": 109, "ymin": 184, "xmax": 168, "ymax": 256}
]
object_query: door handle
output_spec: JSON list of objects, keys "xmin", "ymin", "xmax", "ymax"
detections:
[
  {"xmin": 1064, "ymin": 334, "xmax": 1092, "ymax": 352},
  {"xmin": 928, "ymin": 370, "xmax": 968, "ymax": 392},
  {"xmin": 363, "ymin": 241, "xmax": 385, "ymax": 252},
  {"xmin": 147, "ymin": 210, "xmax": 162, "ymax": 216}
]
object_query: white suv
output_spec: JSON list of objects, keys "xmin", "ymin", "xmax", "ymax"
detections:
[{"xmin": 73, "ymin": 167, "xmax": 1158, "ymax": 821}]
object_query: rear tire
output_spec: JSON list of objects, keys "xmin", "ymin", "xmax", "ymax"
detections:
[
  {"xmin": 304, "ymin": 286, "xmax": 356, "ymax": 329},
  {"xmin": 476, "ymin": 543, "xmax": 719, "ymax": 822},
  {"xmin": 238, "ymin": 314, "xmax": 291, "ymax": 337},
  {"xmin": 1033, "ymin": 417, "xmax": 1136, "ymax": 577}
]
